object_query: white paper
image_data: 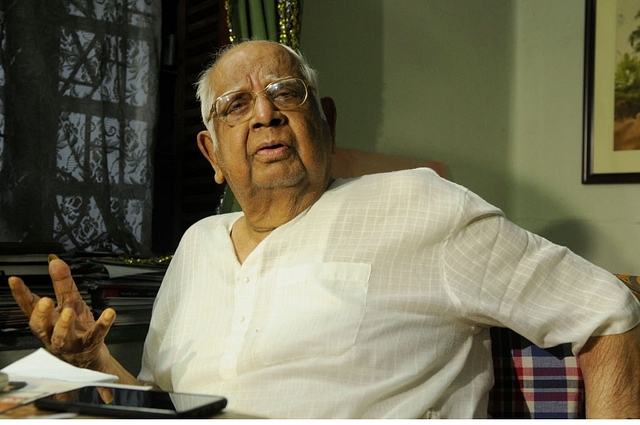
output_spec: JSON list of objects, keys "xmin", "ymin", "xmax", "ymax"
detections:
[{"xmin": 1, "ymin": 348, "xmax": 118, "ymax": 383}]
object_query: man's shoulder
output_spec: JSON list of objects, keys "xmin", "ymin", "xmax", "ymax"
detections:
[
  {"xmin": 323, "ymin": 167, "xmax": 468, "ymax": 218},
  {"xmin": 331, "ymin": 167, "xmax": 462, "ymax": 197}
]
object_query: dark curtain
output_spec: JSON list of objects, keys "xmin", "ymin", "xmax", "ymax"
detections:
[{"xmin": 0, "ymin": 0, "xmax": 161, "ymax": 256}]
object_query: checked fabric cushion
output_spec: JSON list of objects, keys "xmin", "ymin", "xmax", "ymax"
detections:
[
  {"xmin": 488, "ymin": 327, "xmax": 583, "ymax": 419},
  {"xmin": 488, "ymin": 274, "xmax": 640, "ymax": 419}
]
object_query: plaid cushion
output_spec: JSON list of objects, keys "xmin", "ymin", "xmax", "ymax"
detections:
[
  {"xmin": 615, "ymin": 274, "xmax": 640, "ymax": 300},
  {"xmin": 488, "ymin": 327, "xmax": 584, "ymax": 419},
  {"xmin": 488, "ymin": 274, "xmax": 639, "ymax": 419}
]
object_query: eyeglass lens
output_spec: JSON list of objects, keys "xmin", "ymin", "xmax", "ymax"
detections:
[{"xmin": 215, "ymin": 78, "xmax": 308, "ymax": 125}]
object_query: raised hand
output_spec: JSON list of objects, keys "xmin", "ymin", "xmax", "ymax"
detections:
[{"xmin": 8, "ymin": 255, "xmax": 116, "ymax": 371}]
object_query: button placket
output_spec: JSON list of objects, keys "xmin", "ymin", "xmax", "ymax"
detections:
[{"xmin": 219, "ymin": 270, "xmax": 257, "ymax": 379}]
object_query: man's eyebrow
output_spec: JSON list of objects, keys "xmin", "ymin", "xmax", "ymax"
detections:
[
  {"xmin": 217, "ymin": 83, "xmax": 246, "ymax": 98},
  {"xmin": 264, "ymin": 73, "xmax": 293, "ymax": 82},
  {"xmin": 216, "ymin": 75, "xmax": 294, "ymax": 98}
]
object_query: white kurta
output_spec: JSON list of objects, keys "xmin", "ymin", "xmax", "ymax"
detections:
[{"xmin": 138, "ymin": 168, "xmax": 640, "ymax": 418}]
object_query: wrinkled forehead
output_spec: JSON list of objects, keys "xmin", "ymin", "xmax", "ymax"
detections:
[{"xmin": 211, "ymin": 43, "xmax": 300, "ymax": 97}]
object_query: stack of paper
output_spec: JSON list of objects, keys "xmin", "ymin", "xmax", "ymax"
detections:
[
  {"xmin": 1, "ymin": 348, "xmax": 118, "ymax": 383},
  {"xmin": 0, "ymin": 348, "xmax": 117, "ymax": 414},
  {"xmin": 0, "ymin": 349, "xmax": 153, "ymax": 417}
]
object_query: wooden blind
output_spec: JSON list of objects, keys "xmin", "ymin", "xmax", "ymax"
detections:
[{"xmin": 172, "ymin": 0, "xmax": 229, "ymax": 249}]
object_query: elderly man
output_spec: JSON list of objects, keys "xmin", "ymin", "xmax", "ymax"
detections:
[{"xmin": 8, "ymin": 40, "xmax": 640, "ymax": 418}]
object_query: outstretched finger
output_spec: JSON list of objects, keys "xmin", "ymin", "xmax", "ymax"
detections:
[
  {"xmin": 48, "ymin": 256, "xmax": 83, "ymax": 306},
  {"xmin": 83, "ymin": 308, "xmax": 117, "ymax": 346},
  {"xmin": 29, "ymin": 297, "xmax": 57, "ymax": 345},
  {"xmin": 51, "ymin": 307, "xmax": 77, "ymax": 353},
  {"xmin": 8, "ymin": 276, "xmax": 42, "ymax": 318}
]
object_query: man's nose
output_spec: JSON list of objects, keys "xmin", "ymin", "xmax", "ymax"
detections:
[{"xmin": 251, "ymin": 94, "xmax": 284, "ymax": 127}]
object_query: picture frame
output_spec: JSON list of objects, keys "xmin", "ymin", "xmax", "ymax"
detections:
[{"xmin": 583, "ymin": 0, "xmax": 640, "ymax": 183}]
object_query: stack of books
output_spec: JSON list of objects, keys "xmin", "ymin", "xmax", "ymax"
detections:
[
  {"xmin": 88, "ymin": 258, "xmax": 166, "ymax": 326},
  {"xmin": 0, "ymin": 251, "xmax": 169, "ymax": 333}
]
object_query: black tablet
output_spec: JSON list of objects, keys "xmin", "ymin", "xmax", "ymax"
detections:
[{"xmin": 35, "ymin": 385, "xmax": 227, "ymax": 419}]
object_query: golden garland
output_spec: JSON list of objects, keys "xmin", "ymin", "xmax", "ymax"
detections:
[
  {"xmin": 277, "ymin": 0, "xmax": 300, "ymax": 50},
  {"xmin": 224, "ymin": 0, "xmax": 300, "ymax": 49},
  {"xmin": 224, "ymin": 0, "xmax": 236, "ymax": 44}
]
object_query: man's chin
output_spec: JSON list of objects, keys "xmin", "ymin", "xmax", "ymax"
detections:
[
  {"xmin": 252, "ymin": 174, "xmax": 305, "ymax": 189},
  {"xmin": 251, "ymin": 164, "xmax": 307, "ymax": 189}
]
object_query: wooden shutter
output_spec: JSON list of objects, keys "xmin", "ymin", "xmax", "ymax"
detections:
[{"xmin": 154, "ymin": 0, "xmax": 228, "ymax": 254}]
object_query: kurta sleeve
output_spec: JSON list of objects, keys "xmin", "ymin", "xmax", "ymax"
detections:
[{"xmin": 442, "ymin": 189, "xmax": 640, "ymax": 355}]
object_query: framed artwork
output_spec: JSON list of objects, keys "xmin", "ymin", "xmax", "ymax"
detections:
[{"xmin": 583, "ymin": 0, "xmax": 640, "ymax": 183}]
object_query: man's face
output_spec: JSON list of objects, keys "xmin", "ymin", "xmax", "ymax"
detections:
[{"xmin": 204, "ymin": 42, "xmax": 335, "ymax": 202}]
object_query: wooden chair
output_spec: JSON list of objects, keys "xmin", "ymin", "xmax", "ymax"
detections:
[{"xmin": 331, "ymin": 147, "xmax": 446, "ymax": 179}]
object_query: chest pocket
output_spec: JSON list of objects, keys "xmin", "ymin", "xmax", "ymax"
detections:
[{"xmin": 256, "ymin": 262, "xmax": 371, "ymax": 365}]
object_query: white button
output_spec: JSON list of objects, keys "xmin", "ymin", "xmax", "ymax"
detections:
[
  {"xmin": 239, "ymin": 316, "xmax": 245, "ymax": 323},
  {"xmin": 244, "ymin": 277, "xmax": 250, "ymax": 283}
]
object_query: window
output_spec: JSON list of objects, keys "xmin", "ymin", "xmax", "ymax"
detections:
[{"xmin": 0, "ymin": 0, "xmax": 161, "ymax": 256}]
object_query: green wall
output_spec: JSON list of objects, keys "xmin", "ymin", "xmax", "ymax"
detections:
[{"xmin": 301, "ymin": 0, "xmax": 640, "ymax": 274}]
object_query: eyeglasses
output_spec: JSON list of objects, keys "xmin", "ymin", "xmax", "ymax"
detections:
[{"xmin": 211, "ymin": 77, "xmax": 309, "ymax": 126}]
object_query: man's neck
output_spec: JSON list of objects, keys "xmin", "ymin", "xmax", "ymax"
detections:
[{"xmin": 230, "ymin": 184, "xmax": 329, "ymax": 263}]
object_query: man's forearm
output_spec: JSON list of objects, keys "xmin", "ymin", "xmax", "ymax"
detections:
[
  {"xmin": 89, "ymin": 344, "xmax": 141, "ymax": 386},
  {"xmin": 578, "ymin": 325, "xmax": 640, "ymax": 418},
  {"xmin": 99, "ymin": 355, "xmax": 141, "ymax": 386}
]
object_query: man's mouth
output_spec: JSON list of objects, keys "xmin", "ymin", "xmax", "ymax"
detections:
[
  {"xmin": 254, "ymin": 143, "xmax": 291, "ymax": 159},
  {"xmin": 259, "ymin": 143, "xmax": 286, "ymax": 152}
]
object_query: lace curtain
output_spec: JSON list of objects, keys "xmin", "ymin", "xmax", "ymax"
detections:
[{"xmin": 0, "ymin": 0, "xmax": 161, "ymax": 256}]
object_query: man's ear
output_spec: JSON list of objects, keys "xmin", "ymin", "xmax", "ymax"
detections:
[
  {"xmin": 321, "ymin": 97, "xmax": 337, "ymax": 154},
  {"xmin": 197, "ymin": 130, "xmax": 226, "ymax": 184}
]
